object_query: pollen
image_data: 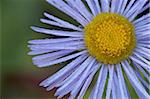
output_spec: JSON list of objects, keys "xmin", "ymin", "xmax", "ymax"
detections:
[{"xmin": 84, "ymin": 13, "xmax": 136, "ymax": 64}]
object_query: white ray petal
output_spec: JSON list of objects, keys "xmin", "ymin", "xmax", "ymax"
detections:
[
  {"xmin": 136, "ymin": 30, "xmax": 150, "ymax": 37},
  {"xmin": 33, "ymin": 50, "xmax": 75, "ymax": 67},
  {"xmin": 135, "ymin": 24, "xmax": 150, "ymax": 31},
  {"xmin": 126, "ymin": 0, "xmax": 147, "ymax": 21},
  {"xmin": 100, "ymin": 0, "xmax": 110, "ymax": 12},
  {"xmin": 136, "ymin": 46, "xmax": 150, "ymax": 55},
  {"xmin": 28, "ymin": 40, "xmax": 84, "ymax": 48},
  {"xmin": 77, "ymin": 63, "xmax": 100, "ymax": 99},
  {"xmin": 116, "ymin": 0, "xmax": 124, "ymax": 14},
  {"xmin": 137, "ymin": 43, "xmax": 150, "ymax": 49},
  {"xmin": 128, "ymin": 4, "xmax": 147, "ymax": 21},
  {"xmin": 46, "ymin": 0, "xmax": 88, "ymax": 26},
  {"xmin": 55, "ymin": 56, "xmax": 93, "ymax": 95},
  {"xmin": 133, "ymin": 52, "xmax": 150, "ymax": 65},
  {"xmin": 46, "ymin": 68, "xmax": 75, "ymax": 91},
  {"xmin": 40, "ymin": 54, "xmax": 88, "ymax": 87},
  {"xmin": 130, "ymin": 55, "xmax": 150, "ymax": 70},
  {"xmin": 28, "ymin": 38, "xmax": 83, "ymax": 44},
  {"xmin": 116, "ymin": 64, "xmax": 129, "ymax": 99},
  {"xmin": 93, "ymin": 65, "xmax": 105, "ymax": 98},
  {"xmin": 134, "ymin": 66, "xmax": 149, "ymax": 88},
  {"xmin": 134, "ymin": 48, "xmax": 150, "ymax": 60},
  {"xmin": 32, "ymin": 50, "xmax": 74, "ymax": 60},
  {"xmin": 135, "ymin": 25, "xmax": 150, "ymax": 33},
  {"xmin": 138, "ymin": 2, "xmax": 150, "ymax": 14},
  {"xmin": 133, "ymin": 13, "xmax": 150, "ymax": 25},
  {"xmin": 97, "ymin": 66, "xmax": 108, "ymax": 98},
  {"xmin": 29, "ymin": 44, "xmax": 85, "ymax": 50},
  {"xmin": 40, "ymin": 18, "xmax": 82, "ymax": 31},
  {"xmin": 28, "ymin": 40, "xmax": 85, "ymax": 51},
  {"xmin": 89, "ymin": 85, "xmax": 96, "ymax": 99},
  {"xmin": 106, "ymin": 65, "xmax": 114, "ymax": 99},
  {"xmin": 137, "ymin": 40, "xmax": 150, "ymax": 45},
  {"xmin": 71, "ymin": 59, "xmax": 97, "ymax": 98},
  {"xmin": 34, "ymin": 50, "xmax": 87, "ymax": 67},
  {"xmin": 133, "ymin": 62, "xmax": 150, "ymax": 80},
  {"xmin": 122, "ymin": 61, "xmax": 150, "ymax": 98},
  {"xmin": 43, "ymin": 12, "xmax": 83, "ymax": 31},
  {"xmin": 123, "ymin": 0, "xmax": 136, "ymax": 15},
  {"xmin": 110, "ymin": 0, "xmax": 117, "ymax": 13},
  {"xmin": 134, "ymin": 18, "xmax": 150, "ymax": 27},
  {"xmin": 123, "ymin": 68, "xmax": 147, "ymax": 98},
  {"xmin": 67, "ymin": 0, "xmax": 93, "ymax": 22},
  {"xmin": 120, "ymin": 0, "xmax": 128, "ymax": 15},
  {"xmin": 40, "ymin": 18, "xmax": 63, "ymax": 27},
  {"xmin": 31, "ymin": 26, "xmax": 83, "ymax": 37},
  {"xmin": 112, "ymin": 80, "xmax": 117, "ymax": 99},
  {"xmin": 93, "ymin": 0, "xmax": 101, "ymax": 13},
  {"xmin": 56, "ymin": 74, "xmax": 81, "ymax": 98},
  {"xmin": 85, "ymin": 0, "xmax": 98, "ymax": 16},
  {"xmin": 136, "ymin": 35, "xmax": 150, "ymax": 41},
  {"xmin": 113, "ymin": 70, "xmax": 123, "ymax": 98},
  {"xmin": 28, "ymin": 49, "xmax": 55, "ymax": 55}
]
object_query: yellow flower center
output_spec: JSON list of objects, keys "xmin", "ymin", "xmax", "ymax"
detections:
[{"xmin": 84, "ymin": 13, "xmax": 136, "ymax": 64}]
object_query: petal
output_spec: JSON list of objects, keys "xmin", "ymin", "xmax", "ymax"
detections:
[
  {"xmin": 93, "ymin": 0, "xmax": 101, "ymax": 13},
  {"xmin": 34, "ymin": 50, "xmax": 87, "ymax": 67},
  {"xmin": 133, "ymin": 13, "xmax": 150, "ymax": 25},
  {"xmin": 96, "ymin": 65, "xmax": 108, "ymax": 98},
  {"xmin": 137, "ymin": 43, "xmax": 150, "ymax": 49},
  {"xmin": 28, "ymin": 40, "xmax": 85, "ymax": 51},
  {"xmin": 100, "ymin": 0, "xmax": 110, "ymax": 12},
  {"xmin": 67, "ymin": 0, "xmax": 93, "ymax": 22},
  {"xmin": 135, "ymin": 24, "xmax": 150, "ymax": 32},
  {"xmin": 134, "ymin": 48, "xmax": 150, "ymax": 60},
  {"xmin": 123, "ymin": 0, "xmax": 136, "ymax": 15},
  {"xmin": 116, "ymin": 0, "xmax": 124, "ymax": 14},
  {"xmin": 55, "ymin": 56, "xmax": 93, "ymax": 96},
  {"xmin": 70, "ymin": 59, "xmax": 97, "ymax": 98},
  {"xmin": 121, "ymin": 61, "xmax": 150, "ymax": 98},
  {"xmin": 119, "ymin": 0, "xmax": 128, "ymax": 15},
  {"xmin": 31, "ymin": 26, "xmax": 83, "ymax": 37},
  {"xmin": 126, "ymin": 0, "xmax": 148, "ymax": 21},
  {"xmin": 28, "ymin": 49, "xmax": 55, "ymax": 55},
  {"xmin": 28, "ymin": 38, "xmax": 83, "ymax": 44},
  {"xmin": 133, "ymin": 62, "xmax": 149, "ymax": 80},
  {"xmin": 32, "ymin": 50, "xmax": 74, "ymax": 60},
  {"xmin": 77, "ymin": 63, "xmax": 100, "ymax": 99},
  {"xmin": 113, "ymin": 70, "xmax": 123, "ymax": 98},
  {"xmin": 110, "ymin": 0, "xmax": 117, "ymax": 13},
  {"xmin": 106, "ymin": 65, "xmax": 114, "ymax": 99},
  {"xmin": 43, "ymin": 12, "xmax": 82, "ymax": 31},
  {"xmin": 133, "ymin": 52, "xmax": 150, "ymax": 66},
  {"xmin": 93, "ymin": 65, "xmax": 105, "ymax": 98},
  {"xmin": 130, "ymin": 55, "xmax": 150, "ymax": 70},
  {"xmin": 116, "ymin": 64, "xmax": 130, "ymax": 98},
  {"xmin": 40, "ymin": 54, "xmax": 88, "ymax": 88},
  {"xmin": 46, "ymin": 0, "xmax": 88, "ymax": 26},
  {"xmin": 138, "ymin": 2, "xmax": 150, "ymax": 14},
  {"xmin": 85, "ymin": 0, "xmax": 98, "ymax": 16},
  {"xmin": 89, "ymin": 85, "xmax": 96, "ymax": 99},
  {"xmin": 134, "ymin": 66, "xmax": 149, "ymax": 88}
]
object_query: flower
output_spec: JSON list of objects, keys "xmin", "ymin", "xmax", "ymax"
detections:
[{"xmin": 28, "ymin": 0, "xmax": 150, "ymax": 98}]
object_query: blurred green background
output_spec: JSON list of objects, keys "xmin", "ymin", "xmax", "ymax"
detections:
[
  {"xmin": 1, "ymin": 0, "xmax": 63, "ymax": 98},
  {"xmin": 1, "ymin": 0, "xmax": 142, "ymax": 99}
]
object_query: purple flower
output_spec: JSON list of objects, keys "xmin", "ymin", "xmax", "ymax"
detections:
[{"xmin": 28, "ymin": 0, "xmax": 150, "ymax": 98}]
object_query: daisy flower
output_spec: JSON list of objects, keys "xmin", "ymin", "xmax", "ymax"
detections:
[{"xmin": 28, "ymin": 0, "xmax": 150, "ymax": 98}]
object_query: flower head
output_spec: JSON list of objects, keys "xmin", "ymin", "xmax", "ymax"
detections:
[{"xmin": 28, "ymin": 0, "xmax": 150, "ymax": 98}]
